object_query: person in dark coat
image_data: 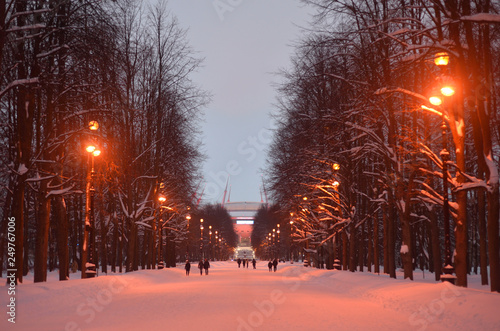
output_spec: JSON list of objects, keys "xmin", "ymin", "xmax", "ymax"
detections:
[
  {"xmin": 268, "ymin": 261, "xmax": 273, "ymax": 272},
  {"xmin": 203, "ymin": 259, "xmax": 210, "ymax": 275},
  {"xmin": 252, "ymin": 259, "xmax": 256, "ymax": 269},
  {"xmin": 198, "ymin": 260, "xmax": 204, "ymax": 275},
  {"xmin": 185, "ymin": 260, "xmax": 191, "ymax": 276},
  {"xmin": 237, "ymin": 258, "xmax": 241, "ymax": 268},
  {"xmin": 273, "ymin": 258, "xmax": 278, "ymax": 272},
  {"xmin": 242, "ymin": 259, "xmax": 246, "ymax": 268}
]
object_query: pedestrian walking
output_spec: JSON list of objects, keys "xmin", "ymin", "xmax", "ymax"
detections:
[
  {"xmin": 204, "ymin": 258, "xmax": 210, "ymax": 275},
  {"xmin": 252, "ymin": 259, "xmax": 256, "ymax": 269},
  {"xmin": 237, "ymin": 258, "xmax": 241, "ymax": 268},
  {"xmin": 198, "ymin": 260, "xmax": 204, "ymax": 275},
  {"xmin": 185, "ymin": 260, "xmax": 191, "ymax": 276},
  {"xmin": 273, "ymin": 258, "xmax": 278, "ymax": 272},
  {"xmin": 242, "ymin": 259, "xmax": 246, "ymax": 268},
  {"xmin": 268, "ymin": 261, "xmax": 272, "ymax": 272},
  {"xmin": 246, "ymin": 259, "xmax": 249, "ymax": 268}
]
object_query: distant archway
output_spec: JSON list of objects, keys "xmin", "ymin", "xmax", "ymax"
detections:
[{"xmin": 225, "ymin": 201, "xmax": 264, "ymax": 259}]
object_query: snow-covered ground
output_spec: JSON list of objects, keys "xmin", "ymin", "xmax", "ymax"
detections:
[{"xmin": 2, "ymin": 262, "xmax": 499, "ymax": 330}]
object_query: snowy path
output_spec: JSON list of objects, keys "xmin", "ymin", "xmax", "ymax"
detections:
[{"xmin": 2, "ymin": 262, "xmax": 500, "ymax": 330}]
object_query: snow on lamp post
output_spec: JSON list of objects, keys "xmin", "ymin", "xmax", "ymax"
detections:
[{"xmin": 83, "ymin": 121, "xmax": 101, "ymax": 279}]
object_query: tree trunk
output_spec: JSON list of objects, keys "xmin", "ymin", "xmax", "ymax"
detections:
[
  {"xmin": 430, "ymin": 207, "xmax": 442, "ymax": 281},
  {"xmin": 400, "ymin": 171, "xmax": 416, "ymax": 280},
  {"xmin": 358, "ymin": 222, "xmax": 364, "ymax": 272},
  {"xmin": 387, "ymin": 201, "xmax": 397, "ymax": 279},
  {"xmin": 118, "ymin": 217, "xmax": 123, "ymax": 273},
  {"xmin": 383, "ymin": 205, "xmax": 388, "ymax": 273},
  {"xmin": 487, "ymin": 187, "xmax": 500, "ymax": 292},
  {"xmin": 349, "ymin": 222, "xmax": 356, "ymax": 272},
  {"xmin": 478, "ymin": 187, "xmax": 488, "ymax": 285},
  {"xmin": 0, "ymin": 182, "xmax": 13, "ymax": 277},
  {"xmin": 342, "ymin": 230, "xmax": 348, "ymax": 270},
  {"xmin": 479, "ymin": 0, "xmax": 500, "ymax": 293},
  {"xmin": 374, "ymin": 213, "xmax": 380, "ymax": 274},
  {"xmin": 100, "ymin": 214, "xmax": 108, "ymax": 275},
  {"xmin": 55, "ymin": 196, "xmax": 69, "ymax": 280},
  {"xmin": 34, "ymin": 185, "xmax": 50, "ymax": 283},
  {"xmin": 111, "ymin": 211, "xmax": 118, "ymax": 273}
]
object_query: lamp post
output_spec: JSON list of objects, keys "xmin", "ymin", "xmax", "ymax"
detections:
[
  {"xmin": 82, "ymin": 121, "xmax": 101, "ymax": 279},
  {"xmin": 209, "ymin": 226, "xmax": 212, "ymax": 260},
  {"xmin": 429, "ymin": 52, "xmax": 456, "ymax": 284},
  {"xmin": 331, "ymin": 163, "xmax": 341, "ymax": 270},
  {"xmin": 277, "ymin": 224, "xmax": 280, "ymax": 260},
  {"xmin": 200, "ymin": 219, "xmax": 204, "ymax": 259},
  {"xmin": 215, "ymin": 231, "xmax": 218, "ymax": 260},
  {"xmin": 185, "ymin": 213, "xmax": 191, "ymax": 260},
  {"xmin": 289, "ymin": 213, "xmax": 294, "ymax": 263},
  {"xmin": 268, "ymin": 233, "xmax": 272, "ymax": 260},
  {"xmin": 272, "ymin": 228, "xmax": 276, "ymax": 259},
  {"xmin": 157, "ymin": 195, "xmax": 166, "ymax": 270}
]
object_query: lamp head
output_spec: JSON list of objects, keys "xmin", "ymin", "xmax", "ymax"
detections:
[
  {"xmin": 88, "ymin": 121, "xmax": 99, "ymax": 131},
  {"xmin": 429, "ymin": 95, "xmax": 443, "ymax": 106},
  {"xmin": 440, "ymin": 86, "xmax": 455, "ymax": 97},
  {"xmin": 434, "ymin": 52, "xmax": 449, "ymax": 66}
]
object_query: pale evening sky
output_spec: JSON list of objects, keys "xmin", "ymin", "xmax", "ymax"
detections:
[{"xmin": 166, "ymin": 0, "xmax": 313, "ymax": 203}]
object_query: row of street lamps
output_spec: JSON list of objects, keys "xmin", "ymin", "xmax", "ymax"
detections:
[
  {"xmin": 81, "ymin": 120, "xmax": 193, "ymax": 277},
  {"xmin": 285, "ymin": 162, "xmax": 341, "ymax": 267},
  {"xmin": 200, "ymin": 219, "xmax": 227, "ymax": 260},
  {"xmin": 288, "ymin": 53, "xmax": 456, "ymax": 279}
]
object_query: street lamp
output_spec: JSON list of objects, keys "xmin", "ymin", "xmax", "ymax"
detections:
[
  {"xmin": 157, "ymin": 195, "xmax": 167, "ymax": 270},
  {"xmin": 88, "ymin": 120, "xmax": 99, "ymax": 131},
  {"xmin": 289, "ymin": 214, "xmax": 295, "ymax": 263},
  {"xmin": 82, "ymin": 121, "xmax": 101, "ymax": 279},
  {"xmin": 440, "ymin": 86, "xmax": 455, "ymax": 97},
  {"xmin": 428, "ymin": 52, "xmax": 456, "ymax": 284},
  {"xmin": 200, "ymin": 219, "xmax": 204, "ymax": 259},
  {"xmin": 209, "ymin": 225, "xmax": 212, "ymax": 260},
  {"xmin": 331, "ymin": 163, "xmax": 342, "ymax": 270},
  {"xmin": 218, "ymin": 237, "xmax": 222, "ymax": 260},
  {"xmin": 434, "ymin": 52, "xmax": 449, "ymax": 66},
  {"xmin": 215, "ymin": 231, "xmax": 218, "ymax": 260}
]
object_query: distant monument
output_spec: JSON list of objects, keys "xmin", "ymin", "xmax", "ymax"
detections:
[{"xmin": 225, "ymin": 201, "xmax": 264, "ymax": 259}]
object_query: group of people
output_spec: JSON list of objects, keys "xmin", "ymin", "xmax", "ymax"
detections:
[
  {"xmin": 184, "ymin": 259, "xmax": 210, "ymax": 276},
  {"xmin": 268, "ymin": 259, "xmax": 278, "ymax": 272},
  {"xmin": 236, "ymin": 258, "xmax": 279, "ymax": 272},
  {"xmin": 184, "ymin": 258, "xmax": 279, "ymax": 276},
  {"xmin": 237, "ymin": 258, "xmax": 256, "ymax": 269}
]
